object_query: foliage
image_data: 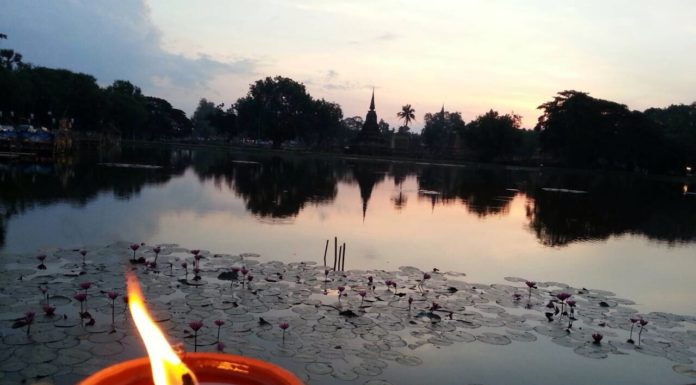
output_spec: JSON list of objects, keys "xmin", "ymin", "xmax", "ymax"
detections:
[
  {"xmin": 464, "ymin": 110, "xmax": 523, "ymax": 161},
  {"xmin": 235, "ymin": 76, "xmax": 342, "ymax": 149},
  {"xmin": 644, "ymin": 103, "xmax": 696, "ymax": 168},
  {"xmin": 397, "ymin": 104, "xmax": 416, "ymax": 128},
  {"xmin": 536, "ymin": 90, "xmax": 666, "ymax": 171},
  {"xmin": 421, "ymin": 109, "xmax": 466, "ymax": 156},
  {"xmin": 0, "ymin": 35, "xmax": 190, "ymax": 138},
  {"xmin": 378, "ymin": 119, "xmax": 392, "ymax": 136}
]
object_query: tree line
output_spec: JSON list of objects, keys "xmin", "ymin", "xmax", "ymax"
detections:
[{"xmin": 2, "ymin": 34, "xmax": 695, "ymax": 174}]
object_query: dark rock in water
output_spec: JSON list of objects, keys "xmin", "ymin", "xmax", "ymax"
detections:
[
  {"xmin": 545, "ymin": 312, "xmax": 555, "ymax": 322},
  {"xmin": 599, "ymin": 301, "xmax": 610, "ymax": 307},
  {"xmin": 339, "ymin": 310, "xmax": 359, "ymax": 318},
  {"xmin": 258, "ymin": 317, "xmax": 271, "ymax": 326},
  {"xmin": 447, "ymin": 287, "xmax": 458, "ymax": 293},
  {"xmin": 218, "ymin": 271, "xmax": 238, "ymax": 281}
]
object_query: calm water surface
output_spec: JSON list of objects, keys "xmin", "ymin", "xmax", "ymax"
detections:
[{"xmin": 2, "ymin": 144, "xmax": 695, "ymax": 316}]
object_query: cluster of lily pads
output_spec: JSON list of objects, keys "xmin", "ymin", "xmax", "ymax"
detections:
[{"xmin": 1, "ymin": 242, "xmax": 695, "ymax": 385}]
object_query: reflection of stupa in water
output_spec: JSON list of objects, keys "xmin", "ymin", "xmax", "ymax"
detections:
[
  {"xmin": 350, "ymin": 90, "xmax": 387, "ymax": 154},
  {"xmin": 352, "ymin": 162, "xmax": 387, "ymax": 221}
]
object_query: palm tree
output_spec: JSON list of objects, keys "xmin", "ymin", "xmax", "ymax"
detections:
[{"xmin": 397, "ymin": 104, "xmax": 415, "ymax": 130}]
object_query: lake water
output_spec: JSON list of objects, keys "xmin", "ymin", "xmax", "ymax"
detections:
[
  {"xmin": 2, "ymin": 144, "xmax": 696, "ymax": 385},
  {"xmin": 2, "ymin": 144, "xmax": 695, "ymax": 316}
]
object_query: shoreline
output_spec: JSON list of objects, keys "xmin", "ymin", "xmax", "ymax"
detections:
[{"xmin": 124, "ymin": 139, "xmax": 696, "ymax": 184}]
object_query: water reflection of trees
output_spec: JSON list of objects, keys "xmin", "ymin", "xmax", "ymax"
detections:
[
  {"xmin": 0, "ymin": 145, "xmax": 187, "ymax": 247},
  {"xmin": 194, "ymin": 153, "xmax": 343, "ymax": 219},
  {"xmin": 2, "ymin": 145, "xmax": 696, "ymax": 249},
  {"xmin": 526, "ymin": 173, "xmax": 696, "ymax": 247},
  {"xmin": 416, "ymin": 165, "xmax": 521, "ymax": 217}
]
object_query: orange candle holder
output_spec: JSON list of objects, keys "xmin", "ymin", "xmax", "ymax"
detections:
[{"xmin": 79, "ymin": 352, "xmax": 305, "ymax": 385}]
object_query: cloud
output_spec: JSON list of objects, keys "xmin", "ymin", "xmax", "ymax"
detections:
[
  {"xmin": 0, "ymin": 0, "xmax": 256, "ymax": 111},
  {"xmin": 319, "ymin": 70, "xmax": 368, "ymax": 91},
  {"xmin": 348, "ymin": 32, "xmax": 401, "ymax": 45},
  {"xmin": 375, "ymin": 32, "xmax": 399, "ymax": 41}
]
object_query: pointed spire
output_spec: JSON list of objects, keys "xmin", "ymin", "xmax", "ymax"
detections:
[
  {"xmin": 440, "ymin": 104, "xmax": 445, "ymax": 116},
  {"xmin": 362, "ymin": 199, "xmax": 367, "ymax": 222},
  {"xmin": 369, "ymin": 88, "xmax": 375, "ymax": 111}
]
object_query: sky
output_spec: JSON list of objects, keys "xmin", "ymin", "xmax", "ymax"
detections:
[{"xmin": 2, "ymin": 0, "xmax": 695, "ymax": 130}]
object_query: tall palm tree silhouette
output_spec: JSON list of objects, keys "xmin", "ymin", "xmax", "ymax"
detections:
[{"xmin": 397, "ymin": 104, "xmax": 415, "ymax": 130}]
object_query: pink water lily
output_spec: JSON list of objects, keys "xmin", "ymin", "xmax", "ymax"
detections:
[
  {"xmin": 214, "ymin": 320, "xmax": 225, "ymax": 342},
  {"xmin": 556, "ymin": 292, "xmax": 571, "ymax": 301},
  {"xmin": 24, "ymin": 311, "xmax": 35, "ymax": 335},
  {"xmin": 279, "ymin": 322, "xmax": 289, "ymax": 343},
  {"xmin": 189, "ymin": 320, "xmax": 203, "ymax": 331},
  {"xmin": 74, "ymin": 292, "xmax": 88, "ymax": 321},
  {"xmin": 638, "ymin": 319, "xmax": 648, "ymax": 346},
  {"xmin": 74, "ymin": 292, "xmax": 87, "ymax": 302},
  {"xmin": 130, "ymin": 244, "xmax": 140, "ymax": 261},
  {"xmin": 592, "ymin": 333, "xmax": 603, "ymax": 344},
  {"xmin": 152, "ymin": 246, "xmax": 162, "ymax": 264},
  {"xmin": 43, "ymin": 304, "xmax": 56, "ymax": 317},
  {"xmin": 189, "ymin": 320, "xmax": 203, "ymax": 352},
  {"xmin": 359, "ymin": 290, "xmax": 367, "ymax": 307},
  {"xmin": 79, "ymin": 281, "xmax": 92, "ymax": 290}
]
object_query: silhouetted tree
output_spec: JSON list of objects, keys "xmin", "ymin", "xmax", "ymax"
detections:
[
  {"xmin": 397, "ymin": 104, "xmax": 415, "ymax": 131},
  {"xmin": 378, "ymin": 119, "xmax": 392, "ymax": 135},
  {"xmin": 191, "ymin": 98, "xmax": 222, "ymax": 138},
  {"xmin": 645, "ymin": 103, "xmax": 696, "ymax": 170},
  {"xmin": 536, "ymin": 90, "xmax": 663, "ymax": 171},
  {"xmin": 235, "ymin": 76, "xmax": 340, "ymax": 149},
  {"xmin": 421, "ymin": 108, "xmax": 465, "ymax": 156},
  {"xmin": 104, "ymin": 80, "xmax": 147, "ymax": 138},
  {"xmin": 145, "ymin": 97, "xmax": 193, "ymax": 139},
  {"xmin": 465, "ymin": 109, "xmax": 522, "ymax": 162}
]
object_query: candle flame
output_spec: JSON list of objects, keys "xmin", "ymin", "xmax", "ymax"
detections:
[{"xmin": 127, "ymin": 272, "xmax": 198, "ymax": 385}]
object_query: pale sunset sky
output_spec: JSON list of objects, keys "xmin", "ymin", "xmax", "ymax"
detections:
[{"xmin": 2, "ymin": 0, "xmax": 695, "ymax": 129}]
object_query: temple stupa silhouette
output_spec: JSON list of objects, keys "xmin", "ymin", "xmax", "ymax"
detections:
[{"xmin": 350, "ymin": 89, "xmax": 387, "ymax": 154}]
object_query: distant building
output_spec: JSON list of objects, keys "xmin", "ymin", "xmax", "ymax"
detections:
[{"xmin": 349, "ymin": 90, "xmax": 388, "ymax": 154}]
